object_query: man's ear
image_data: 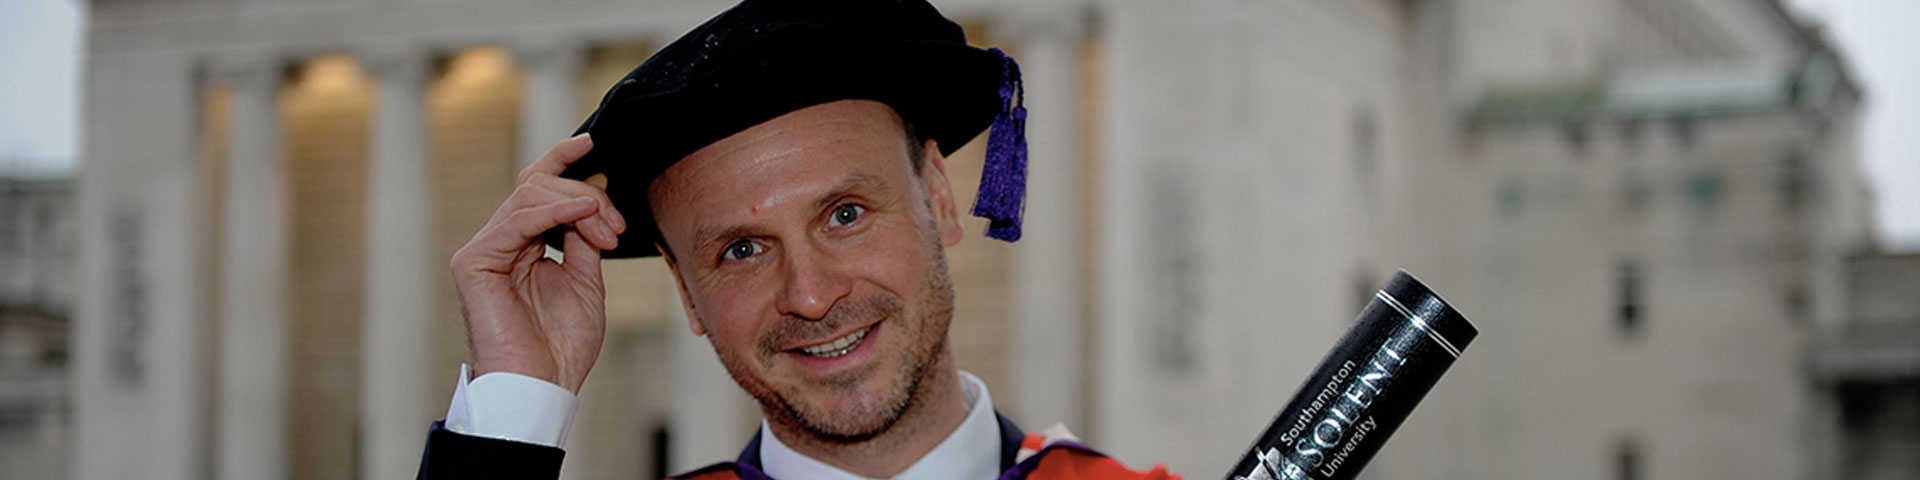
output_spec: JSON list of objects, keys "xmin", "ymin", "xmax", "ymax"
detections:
[
  {"xmin": 919, "ymin": 139, "xmax": 965, "ymax": 247},
  {"xmin": 658, "ymin": 242, "xmax": 707, "ymax": 336}
]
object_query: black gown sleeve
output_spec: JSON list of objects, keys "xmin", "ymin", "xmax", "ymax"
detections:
[{"xmin": 416, "ymin": 420, "xmax": 566, "ymax": 480}]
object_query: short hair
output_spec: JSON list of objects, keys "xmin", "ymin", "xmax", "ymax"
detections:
[{"xmin": 900, "ymin": 112, "xmax": 928, "ymax": 175}]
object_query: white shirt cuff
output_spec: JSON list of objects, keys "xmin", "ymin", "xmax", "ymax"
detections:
[{"xmin": 443, "ymin": 364, "xmax": 579, "ymax": 448}]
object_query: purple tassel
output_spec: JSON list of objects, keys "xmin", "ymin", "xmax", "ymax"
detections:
[{"xmin": 974, "ymin": 47, "xmax": 1027, "ymax": 242}]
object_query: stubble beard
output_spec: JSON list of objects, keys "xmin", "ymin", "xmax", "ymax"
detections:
[{"xmin": 709, "ymin": 232, "xmax": 956, "ymax": 445}]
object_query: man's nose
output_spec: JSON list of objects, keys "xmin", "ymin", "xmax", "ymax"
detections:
[{"xmin": 773, "ymin": 243, "xmax": 851, "ymax": 322}]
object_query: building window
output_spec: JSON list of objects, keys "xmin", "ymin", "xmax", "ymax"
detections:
[
  {"xmin": 1499, "ymin": 178, "xmax": 1525, "ymax": 219},
  {"xmin": 1562, "ymin": 121, "xmax": 1591, "ymax": 157},
  {"xmin": 0, "ymin": 188, "xmax": 17, "ymax": 252},
  {"xmin": 1616, "ymin": 261, "xmax": 1643, "ymax": 336},
  {"xmin": 1352, "ymin": 107, "xmax": 1378, "ymax": 183},
  {"xmin": 1618, "ymin": 119, "xmax": 1645, "ymax": 152},
  {"xmin": 1615, "ymin": 437, "xmax": 1643, "ymax": 480},
  {"xmin": 1686, "ymin": 169, "xmax": 1723, "ymax": 210},
  {"xmin": 1783, "ymin": 283, "xmax": 1810, "ymax": 323},
  {"xmin": 1670, "ymin": 118, "xmax": 1696, "ymax": 150},
  {"xmin": 1778, "ymin": 151, "xmax": 1811, "ymax": 212}
]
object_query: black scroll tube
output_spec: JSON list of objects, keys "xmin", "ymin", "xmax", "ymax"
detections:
[{"xmin": 1226, "ymin": 270, "xmax": 1478, "ymax": 480}]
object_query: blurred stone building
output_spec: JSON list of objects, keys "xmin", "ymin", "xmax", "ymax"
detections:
[
  {"xmin": 67, "ymin": 0, "xmax": 1903, "ymax": 480},
  {"xmin": 1816, "ymin": 253, "xmax": 1920, "ymax": 478},
  {"xmin": 0, "ymin": 173, "xmax": 74, "ymax": 480}
]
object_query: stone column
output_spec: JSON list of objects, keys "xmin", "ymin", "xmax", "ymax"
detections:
[
  {"xmin": 73, "ymin": 52, "xmax": 209, "ymax": 480},
  {"xmin": 358, "ymin": 48, "xmax": 436, "ymax": 480},
  {"xmin": 213, "ymin": 55, "xmax": 290, "ymax": 480},
  {"xmin": 514, "ymin": 40, "xmax": 585, "ymax": 169},
  {"xmin": 997, "ymin": 11, "xmax": 1090, "ymax": 432}
]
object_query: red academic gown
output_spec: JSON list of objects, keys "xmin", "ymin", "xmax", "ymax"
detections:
[{"xmin": 417, "ymin": 412, "xmax": 1179, "ymax": 480}]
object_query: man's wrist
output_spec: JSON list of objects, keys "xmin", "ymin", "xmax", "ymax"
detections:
[{"xmin": 473, "ymin": 355, "xmax": 581, "ymax": 393}]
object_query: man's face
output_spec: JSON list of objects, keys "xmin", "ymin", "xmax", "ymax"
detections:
[{"xmin": 649, "ymin": 100, "xmax": 966, "ymax": 442}]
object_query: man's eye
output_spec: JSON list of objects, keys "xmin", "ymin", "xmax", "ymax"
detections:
[
  {"xmin": 828, "ymin": 204, "xmax": 866, "ymax": 228},
  {"xmin": 722, "ymin": 240, "xmax": 763, "ymax": 261}
]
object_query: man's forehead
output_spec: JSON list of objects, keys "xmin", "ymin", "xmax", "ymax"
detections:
[{"xmin": 650, "ymin": 100, "xmax": 907, "ymax": 196}]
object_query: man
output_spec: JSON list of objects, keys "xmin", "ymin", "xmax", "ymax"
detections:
[{"xmin": 417, "ymin": 1, "xmax": 1177, "ymax": 479}]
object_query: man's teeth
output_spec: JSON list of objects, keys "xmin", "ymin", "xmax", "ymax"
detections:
[{"xmin": 800, "ymin": 326, "xmax": 871, "ymax": 359}]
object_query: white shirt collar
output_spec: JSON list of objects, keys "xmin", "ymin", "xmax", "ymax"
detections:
[{"xmin": 758, "ymin": 371, "xmax": 1001, "ymax": 480}]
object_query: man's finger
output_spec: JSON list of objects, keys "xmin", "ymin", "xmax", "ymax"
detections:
[
  {"xmin": 515, "ymin": 181, "xmax": 620, "ymax": 251},
  {"xmin": 483, "ymin": 181, "xmax": 620, "ymax": 250},
  {"xmin": 524, "ymin": 172, "xmax": 627, "ymax": 233},
  {"xmin": 470, "ymin": 197, "xmax": 601, "ymax": 259},
  {"xmin": 517, "ymin": 133, "xmax": 595, "ymax": 185}
]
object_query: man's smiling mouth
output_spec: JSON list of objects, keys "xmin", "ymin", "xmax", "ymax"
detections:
[{"xmin": 793, "ymin": 324, "xmax": 876, "ymax": 359}]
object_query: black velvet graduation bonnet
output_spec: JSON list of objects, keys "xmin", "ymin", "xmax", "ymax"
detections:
[{"xmin": 555, "ymin": 0, "xmax": 1029, "ymax": 258}]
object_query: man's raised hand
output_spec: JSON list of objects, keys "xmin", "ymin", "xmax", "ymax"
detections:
[{"xmin": 450, "ymin": 134, "xmax": 623, "ymax": 394}]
